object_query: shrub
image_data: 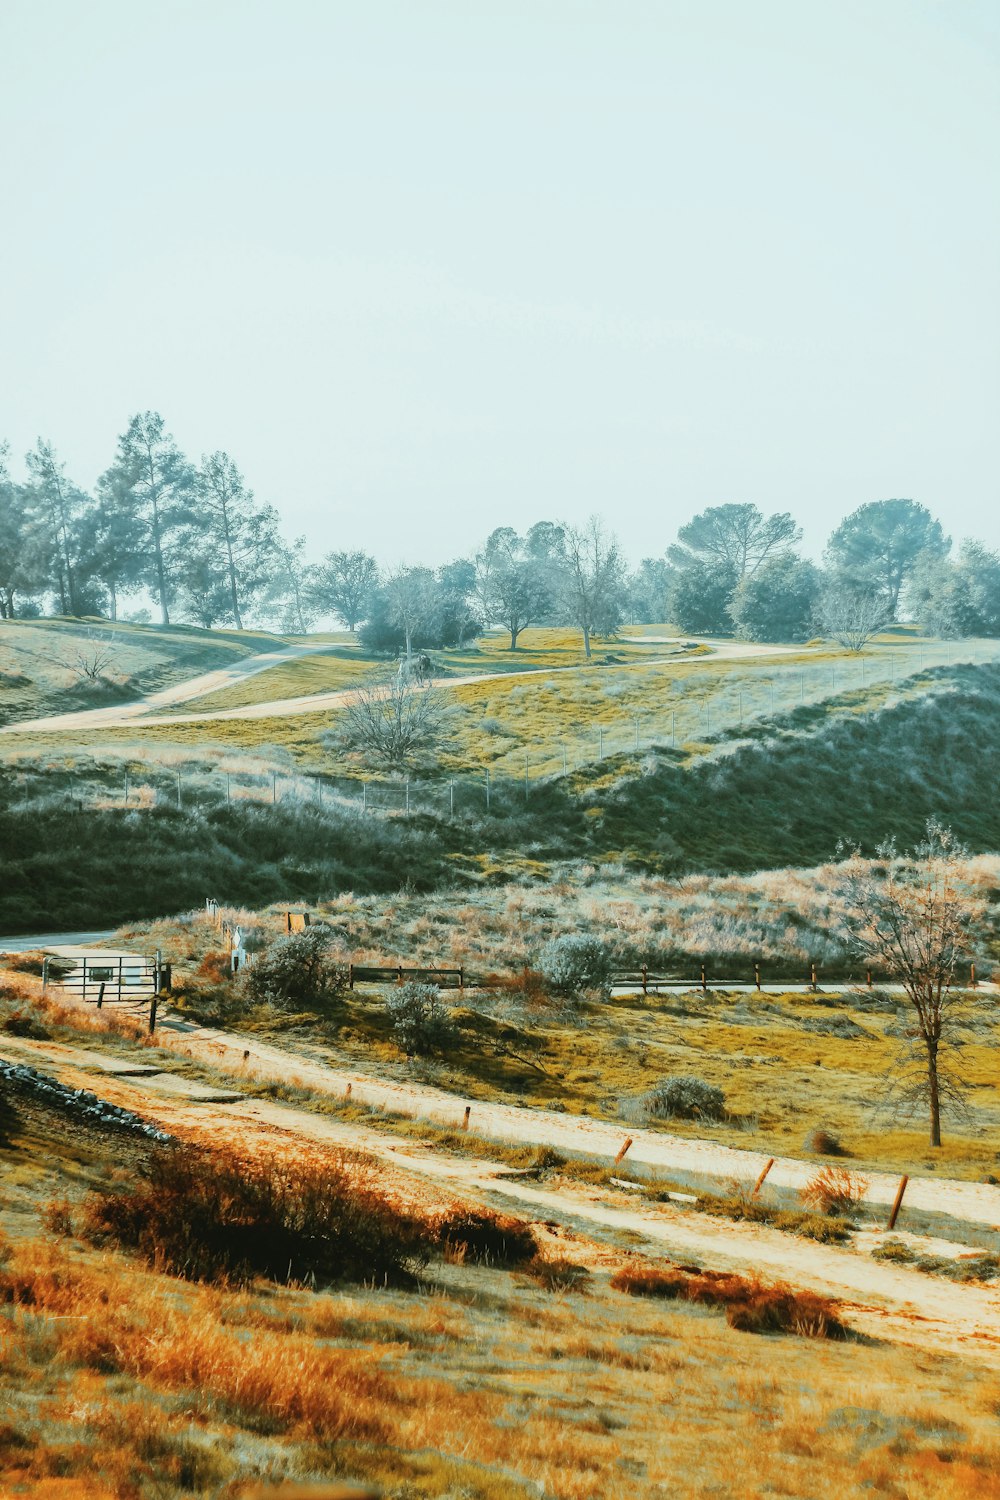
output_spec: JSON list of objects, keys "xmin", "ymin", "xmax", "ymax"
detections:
[
  {"xmin": 612, "ymin": 1261, "xmax": 846, "ymax": 1338},
  {"xmin": 643, "ymin": 1075, "xmax": 725, "ymax": 1121},
  {"xmin": 1, "ymin": 1010, "xmax": 51, "ymax": 1040},
  {"xmin": 805, "ymin": 1127, "xmax": 846, "ymax": 1157},
  {"xmin": 525, "ymin": 1257, "xmax": 590, "ymax": 1293},
  {"xmin": 800, "ymin": 1165, "xmax": 869, "ymax": 1217},
  {"xmin": 244, "ymin": 927, "xmax": 347, "ymax": 1012},
  {"xmin": 82, "ymin": 1142, "xmax": 433, "ymax": 1287},
  {"xmin": 538, "ymin": 933, "xmax": 614, "ymax": 1001},
  {"xmin": 434, "ymin": 1208, "xmax": 537, "ymax": 1266},
  {"xmin": 385, "ymin": 983, "xmax": 457, "ymax": 1057},
  {"xmin": 609, "ymin": 1265, "xmax": 688, "ymax": 1299}
]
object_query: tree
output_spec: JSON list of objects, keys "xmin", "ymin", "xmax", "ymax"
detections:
[
  {"xmin": 0, "ymin": 446, "xmax": 46, "ymax": 619},
  {"xmin": 625, "ymin": 558, "xmax": 674, "ymax": 625},
  {"xmin": 670, "ymin": 560, "xmax": 736, "ymax": 634},
  {"xmin": 727, "ymin": 554, "xmax": 820, "ymax": 642},
  {"xmin": 245, "ymin": 928, "xmax": 347, "ymax": 1011},
  {"xmin": 265, "ymin": 536, "xmax": 317, "ymax": 634},
  {"xmin": 107, "ymin": 412, "xmax": 194, "ymax": 625},
  {"xmin": 79, "ymin": 470, "xmax": 146, "ymax": 622},
  {"xmin": 177, "ymin": 552, "xmax": 234, "ymax": 627},
  {"xmin": 825, "ymin": 499, "xmax": 949, "ymax": 619},
  {"xmin": 332, "ymin": 671, "xmax": 445, "ymax": 769},
  {"xmin": 475, "ymin": 528, "xmax": 553, "ymax": 650},
  {"xmin": 909, "ymin": 541, "xmax": 1000, "ymax": 639},
  {"xmin": 24, "ymin": 439, "xmax": 92, "ymax": 614},
  {"xmin": 669, "ymin": 504, "xmax": 801, "ymax": 580},
  {"xmin": 309, "ymin": 549, "xmax": 379, "ymax": 632},
  {"xmin": 385, "ymin": 566, "xmax": 436, "ymax": 661},
  {"xmin": 558, "ymin": 518, "xmax": 626, "ymax": 659},
  {"xmin": 193, "ymin": 452, "xmax": 280, "ymax": 629},
  {"xmin": 841, "ymin": 824, "xmax": 985, "ymax": 1148},
  {"xmin": 816, "ymin": 581, "xmax": 890, "ymax": 652},
  {"xmin": 434, "ymin": 558, "xmax": 480, "ymax": 646},
  {"xmin": 385, "ymin": 983, "xmax": 457, "ymax": 1056}
]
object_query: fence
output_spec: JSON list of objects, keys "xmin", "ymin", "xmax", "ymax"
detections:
[
  {"xmin": 7, "ymin": 639, "xmax": 1000, "ymax": 823},
  {"xmin": 347, "ymin": 960, "xmax": 984, "ymax": 992},
  {"xmin": 43, "ymin": 952, "xmax": 172, "ymax": 1031}
]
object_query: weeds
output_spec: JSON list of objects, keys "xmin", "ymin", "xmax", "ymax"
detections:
[{"xmin": 610, "ymin": 1262, "xmax": 847, "ymax": 1338}]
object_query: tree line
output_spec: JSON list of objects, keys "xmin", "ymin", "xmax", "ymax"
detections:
[{"xmin": 1, "ymin": 413, "xmax": 998, "ymax": 650}]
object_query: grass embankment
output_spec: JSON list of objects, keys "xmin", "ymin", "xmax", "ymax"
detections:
[
  {"xmin": 5, "ymin": 1040, "xmax": 1000, "ymax": 1497},
  {"xmin": 0, "ymin": 617, "xmax": 288, "ymax": 724},
  {"xmin": 2, "ymin": 664, "xmax": 999, "ymax": 930}
]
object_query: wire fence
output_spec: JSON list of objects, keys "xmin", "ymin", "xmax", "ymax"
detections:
[{"xmin": 4, "ymin": 639, "xmax": 999, "ymax": 822}]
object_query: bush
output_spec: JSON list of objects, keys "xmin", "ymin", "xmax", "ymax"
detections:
[
  {"xmin": 800, "ymin": 1165, "xmax": 869, "ymax": 1217},
  {"xmin": 611, "ymin": 1262, "xmax": 847, "ymax": 1338},
  {"xmin": 643, "ymin": 1075, "xmax": 725, "ymax": 1121},
  {"xmin": 244, "ymin": 927, "xmax": 347, "ymax": 1012},
  {"xmin": 538, "ymin": 933, "xmax": 614, "ymax": 1001},
  {"xmin": 82, "ymin": 1142, "xmax": 433, "ymax": 1287},
  {"xmin": 385, "ymin": 983, "xmax": 457, "ymax": 1057},
  {"xmin": 434, "ymin": 1208, "xmax": 537, "ymax": 1266},
  {"xmin": 525, "ymin": 1257, "xmax": 591, "ymax": 1293},
  {"xmin": 804, "ymin": 1127, "xmax": 846, "ymax": 1157}
]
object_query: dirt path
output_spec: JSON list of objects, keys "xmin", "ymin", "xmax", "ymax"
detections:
[
  {"xmin": 0, "ymin": 636, "xmax": 806, "ymax": 734},
  {"xmin": 0, "ymin": 638, "xmax": 334, "ymax": 736},
  {"xmin": 24, "ymin": 992, "xmax": 1000, "ymax": 1232},
  {"xmin": 4, "ymin": 1030, "xmax": 1000, "ymax": 1367}
]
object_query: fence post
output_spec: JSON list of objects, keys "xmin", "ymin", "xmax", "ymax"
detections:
[
  {"xmin": 485, "ymin": 769, "xmax": 491, "ymax": 811},
  {"xmin": 118, "ymin": 957, "xmax": 123, "ymax": 1001},
  {"xmin": 42, "ymin": 957, "xmax": 49, "ymax": 993},
  {"xmin": 459, "ymin": 966, "xmax": 464, "ymax": 992},
  {"xmin": 887, "ymin": 1174, "xmax": 909, "ymax": 1231},
  {"xmin": 176, "ymin": 772, "xmax": 182, "ymax": 809},
  {"xmin": 272, "ymin": 772, "xmax": 277, "ymax": 804},
  {"xmin": 226, "ymin": 773, "xmax": 231, "ymax": 805},
  {"xmin": 349, "ymin": 964, "xmax": 354, "ymax": 991},
  {"xmin": 751, "ymin": 1158, "xmax": 775, "ymax": 1197},
  {"xmin": 124, "ymin": 771, "xmax": 128, "ymax": 805},
  {"xmin": 970, "ymin": 962, "xmax": 978, "ymax": 989},
  {"xmin": 149, "ymin": 993, "xmax": 158, "ymax": 1034},
  {"xmin": 462, "ymin": 1105, "xmax": 471, "ymax": 1131},
  {"xmin": 642, "ymin": 964, "xmax": 647, "ymax": 995},
  {"xmin": 810, "ymin": 962, "xmax": 818, "ymax": 992},
  {"xmin": 700, "ymin": 963, "xmax": 707, "ymax": 994},
  {"xmin": 866, "ymin": 969, "xmax": 872, "ymax": 988},
  {"xmin": 754, "ymin": 963, "xmax": 761, "ymax": 992},
  {"xmin": 450, "ymin": 781, "xmax": 454, "ymax": 817},
  {"xmin": 82, "ymin": 962, "xmax": 87, "ymax": 1005},
  {"xmin": 613, "ymin": 1137, "xmax": 633, "ymax": 1165},
  {"xmin": 96, "ymin": 981, "xmax": 105, "ymax": 1010},
  {"xmin": 362, "ymin": 781, "xmax": 367, "ymax": 813}
]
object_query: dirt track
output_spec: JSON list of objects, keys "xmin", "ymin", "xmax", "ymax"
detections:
[
  {"xmin": 5, "ymin": 1023, "xmax": 1000, "ymax": 1367},
  {"xmin": 0, "ymin": 635, "xmax": 804, "ymax": 734}
]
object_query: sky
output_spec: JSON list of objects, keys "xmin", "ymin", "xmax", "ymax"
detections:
[{"xmin": 1, "ymin": 0, "xmax": 998, "ymax": 569}]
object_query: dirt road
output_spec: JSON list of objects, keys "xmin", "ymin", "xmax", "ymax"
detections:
[
  {"xmin": 0, "ymin": 638, "xmax": 334, "ymax": 736},
  {"xmin": 4, "ymin": 1027, "xmax": 1000, "ymax": 1367},
  {"xmin": 0, "ymin": 635, "xmax": 805, "ymax": 734}
]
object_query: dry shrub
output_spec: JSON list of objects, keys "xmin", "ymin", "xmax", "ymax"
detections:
[
  {"xmin": 525, "ymin": 1257, "xmax": 591, "ymax": 1293},
  {"xmin": 0, "ymin": 1243, "xmax": 394, "ymax": 1442},
  {"xmin": 41, "ymin": 1198, "xmax": 74, "ymax": 1237},
  {"xmin": 800, "ymin": 1165, "xmax": 869, "ymax": 1217},
  {"xmin": 805, "ymin": 1127, "xmax": 846, "ymax": 1157},
  {"xmin": 611, "ymin": 1260, "xmax": 847, "ymax": 1339},
  {"xmin": 433, "ymin": 1208, "xmax": 537, "ymax": 1267},
  {"xmin": 196, "ymin": 949, "xmax": 233, "ymax": 984},
  {"xmin": 81, "ymin": 1141, "xmax": 434, "ymax": 1287},
  {"xmin": 609, "ymin": 1264, "xmax": 688, "ymax": 1299}
]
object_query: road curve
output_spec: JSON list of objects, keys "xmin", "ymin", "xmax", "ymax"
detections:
[{"xmin": 0, "ymin": 636, "xmax": 807, "ymax": 734}]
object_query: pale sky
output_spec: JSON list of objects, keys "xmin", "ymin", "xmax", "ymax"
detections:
[{"xmin": 1, "ymin": 0, "xmax": 997, "ymax": 568}]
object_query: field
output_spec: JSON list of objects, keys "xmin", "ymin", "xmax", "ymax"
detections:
[
  {"xmin": 3, "ymin": 615, "xmax": 1000, "ymax": 1497},
  {"xmin": 5, "ymin": 970, "xmax": 1000, "ymax": 1499}
]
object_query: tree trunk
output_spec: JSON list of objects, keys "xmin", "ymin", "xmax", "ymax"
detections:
[
  {"xmin": 109, "ymin": 582, "xmax": 117, "ymax": 623},
  {"xmin": 582, "ymin": 624, "xmax": 591, "ymax": 660},
  {"xmin": 927, "ymin": 1037, "xmax": 941, "ymax": 1147},
  {"xmin": 509, "ymin": 624, "xmax": 519, "ymax": 650},
  {"xmin": 222, "ymin": 509, "xmax": 243, "ymax": 629}
]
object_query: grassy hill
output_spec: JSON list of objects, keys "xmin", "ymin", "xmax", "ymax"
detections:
[{"xmin": 1, "ymin": 659, "xmax": 997, "ymax": 932}]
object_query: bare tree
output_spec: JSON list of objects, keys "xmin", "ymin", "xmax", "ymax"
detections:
[
  {"xmin": 817, "ymin": 584, "xmax": 890, "ymax": 652},
  {"xmin": 841, "ymin": 824, "xmax": 985, "ymax": 1147},
  {"xmin": 335, "ymin": 672, "xmax": 445, "ymax": 769},
  {"xmin": 385, "ymin": 566, "xmax": 436, "ymax": 662},
  {"xmin": 559, "ymin": 517, "xmax": 626, "ymax": 659}
]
